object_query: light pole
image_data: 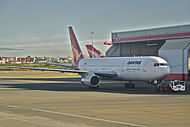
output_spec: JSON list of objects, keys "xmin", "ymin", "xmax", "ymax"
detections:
[{"xmin": 91, "ymin": 32, "xmax": 95, "ymax": 58}]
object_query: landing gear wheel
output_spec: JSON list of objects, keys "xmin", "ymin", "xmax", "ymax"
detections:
[{"xmin": 158, "ymin": 85, "xmax": 171, "ymax": 93}]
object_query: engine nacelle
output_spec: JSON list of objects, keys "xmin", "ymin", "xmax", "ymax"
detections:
[{"xmin": 81, "ymin": 72, "xmax": 100, "ymax": 88}]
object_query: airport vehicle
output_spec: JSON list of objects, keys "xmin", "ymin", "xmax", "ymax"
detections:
[
  {"xmin": 27, "ymin": 26, "xmax": 170, "ymax": 88},
  {"xmin": 169, "ymin": 80, "xmax": 186, "ymax": 92},
  {"xmin": 85, "ymin": 44, "xmax": 103, "ymax": 58}
]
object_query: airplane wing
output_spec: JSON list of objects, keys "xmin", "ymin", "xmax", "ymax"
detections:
[
  {"xmin": 94, "ymin": 70, "xmax": 118, "ymax": 78},
  {"xmin": 46, "ymin": 63, "xmax": 74, "ymax": 68},
  {"xmin": 20, "ymin": 67, "xmax": 87, "ymax": 74},
  {"xmin": 20, "ymin": 67, "xmax": 118, "ymax": 78}
]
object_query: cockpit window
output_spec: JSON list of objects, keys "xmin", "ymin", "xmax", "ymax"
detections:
[
  {"xmin": 160, "ymin": 63, "xmax": 168, "ymax": 66},
  {"xmin": 154, "ymin": 63, "xmax": 168, "ymax": 67}
]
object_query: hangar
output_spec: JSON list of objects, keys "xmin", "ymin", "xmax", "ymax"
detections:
[{"xmin": 106, "ymin": 24, "xmax": 190, "ymax": 83}]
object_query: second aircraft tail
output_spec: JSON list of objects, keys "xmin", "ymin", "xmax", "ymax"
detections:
[{"xmin": 85, "ymin": 44, "xmax": 102, "ymax": 58}]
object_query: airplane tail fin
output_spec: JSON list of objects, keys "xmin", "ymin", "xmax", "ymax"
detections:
[
  {"xmin": 85, "ymin": 44, "xmax": 102, "ymax": 58},
  {"xmin": 68, "ymin": 26, "xmax": 84, "ymax": 67}
]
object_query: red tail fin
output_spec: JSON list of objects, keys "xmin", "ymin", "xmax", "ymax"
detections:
[
  {"xmin": 103, "ymin": 40, "xmax": 112, "ymax": 45},
  {"xmin": 68, "ymin": 26, "xmax": 84, "ymax": 66},
  {"xmin": 85, "ymin": 44, "xmax": 102, "ymax": 58}
]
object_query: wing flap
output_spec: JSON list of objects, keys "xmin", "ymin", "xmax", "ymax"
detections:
[{"xmin": 94, "ymin": 71, "xmax": 118, "ymax": 78}]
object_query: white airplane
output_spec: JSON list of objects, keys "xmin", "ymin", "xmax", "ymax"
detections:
[{"xmin": 27, "ymin": 26, "xmax": 170, "ymax": 88}]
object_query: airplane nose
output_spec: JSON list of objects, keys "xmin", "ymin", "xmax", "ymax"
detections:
[
  {"xmin": 163, "ymin": 66, "xmax": 170, "ymax": 76},
  {"xmin": 157, "ymin": 66, "xmax": 170, "ymax": 79}
]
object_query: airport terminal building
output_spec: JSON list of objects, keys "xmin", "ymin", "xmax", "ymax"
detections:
[{"xmin": 106, "ymin": 24, "xmax": 190, "ymax": 81}]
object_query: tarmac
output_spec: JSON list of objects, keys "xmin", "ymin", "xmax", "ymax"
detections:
[{"xmin": 0, "ymin": 71, "xmax": 190, "ymax": 127}]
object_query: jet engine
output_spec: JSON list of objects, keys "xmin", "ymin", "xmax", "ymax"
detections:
[{"xmin": 81, "ymin": 72, "xmax": 100, "ymax": 88}]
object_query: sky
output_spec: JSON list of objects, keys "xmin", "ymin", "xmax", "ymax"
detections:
[{"xmin": 0, "ymin": 0, "xmax": 190, "ymax": 57}]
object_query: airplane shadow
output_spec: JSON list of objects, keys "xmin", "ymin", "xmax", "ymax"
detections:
[
  {"xmin": 0, "ymin": 78, "xmax": 190, "ymax": 95},
  {"xmin": 0, "ymin": 77, "xmax": 81, "ymax": 81}
]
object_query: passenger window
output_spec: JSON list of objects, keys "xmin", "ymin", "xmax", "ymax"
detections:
[{"xmin": 160, "ymin": 63, "xmax": 167, "ymax": 66}]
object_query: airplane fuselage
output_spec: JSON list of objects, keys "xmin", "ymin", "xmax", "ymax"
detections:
[{"xmin": 79, "ymin": 56, "xmax": 169, "ymax": 81}]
